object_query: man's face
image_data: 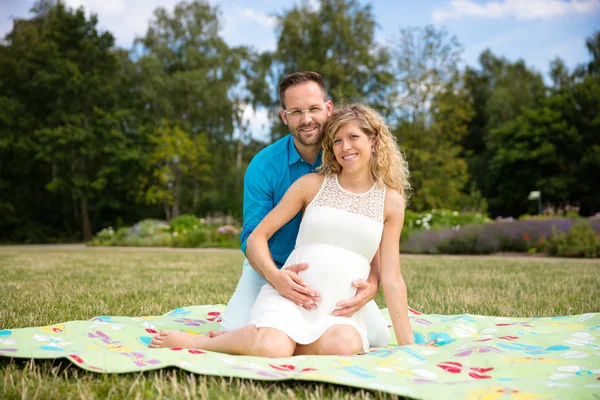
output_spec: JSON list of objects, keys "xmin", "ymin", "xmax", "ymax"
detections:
[{"xmin": 280, "ymin": 81, "xmax": 333, "ymax": 148}]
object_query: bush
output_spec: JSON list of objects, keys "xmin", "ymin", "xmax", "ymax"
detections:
[
  {"xmin": 88, "ymin": 218, "xmax": 241, "ymax": 249},
  {"xmin": 546, "ymin": 221, "xmax": 599, "ymax": 258},
  {"xmin": 402, "ymin": 217, "xmax": 600, "ymax": 257},
  {"xmin": 130, "ymin": 219, "xmax": 170, "ymax": 238},
  {"xmin": 88, "ymin": 227, "xmax": 114, "ymax": 246},
  {"xmin": 437, "ymin": 226, "xmax": 501, "ymax": 254},
  {"xmin": 402, "ymin": 209, "xmax": 490, "ymax": 239},
  {"xmin": 172, "ymin": 228, "xmax": 211, "ymax": 248},
  {"xmin": 169, "ymin": 214, "xmax": 203, "ymax": 234},
  {"xmin": 146, "ymin": 232, "xmax": 173, "ymax": 247}
]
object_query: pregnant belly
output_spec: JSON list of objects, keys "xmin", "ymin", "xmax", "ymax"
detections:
[{"xmin": 283, "ymin": 243, "xmax": 371, "ymax": 314}]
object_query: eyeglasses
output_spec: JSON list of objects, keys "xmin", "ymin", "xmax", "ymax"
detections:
[{"xmin": 283, "ymin": 102, "xmax": 329, "ymax": 118}]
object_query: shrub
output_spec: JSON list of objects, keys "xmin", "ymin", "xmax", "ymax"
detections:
[
  {"xmin": 402, "ymin": 218, "xmax": 600, "ymax": 257},
  {"xmin": 130, "ymin": 219, "xmax": 170, "ymax": 238},
  {"xmin": 437, "ymin": 226, "xmax": 501, "ymax": 254},
  {"xmin": 172, "ymin": 228, "xmax": 211, "ymax": 248},
  {"xmin": 146, "ymin": 232, "xmax": 173, "ymax": 247},
  {"xmin": 169, "ymin": 214, "xmax": 203, "ymax": 234},
  {"xmin": 546, "ymin": 221, "xmax": 599, "ymax": 258},
  {"xmin": 402, "ymin": 209, "xmax": 490, "ymax": 239},
  {"xmin": 216, "ymin": 225, "xmax": 240, "ymax": 237},
  {"xmin": 87, "ymin": 227, "xmax": 115, "ymax": 246}
]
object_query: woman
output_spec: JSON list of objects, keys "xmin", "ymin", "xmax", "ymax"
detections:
[{"xmin": 149, "ymin": 104, "xmax": 415, "ymax": 355}]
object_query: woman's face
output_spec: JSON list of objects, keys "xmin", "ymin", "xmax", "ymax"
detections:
[{"xmin": 332, "ymin": 121, "xmax": 374, "ymax": 175}]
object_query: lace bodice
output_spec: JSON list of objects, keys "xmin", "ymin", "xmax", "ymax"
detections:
[{"xmin": 308, "ymin": 174, "xmax": 386, "ymax": 223}]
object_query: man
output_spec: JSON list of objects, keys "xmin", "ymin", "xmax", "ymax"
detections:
[{"xmin": 216, "ymin": 71, "xmax": 389, "ymax": 347}]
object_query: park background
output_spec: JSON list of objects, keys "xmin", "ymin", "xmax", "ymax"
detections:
[
  {"xmin": 1, "ymin": 0, "xmax": 599, "ymax": 257},
  {"xmin": 1, "ymin": 2, "xmax": 600, "ymax": 398}
]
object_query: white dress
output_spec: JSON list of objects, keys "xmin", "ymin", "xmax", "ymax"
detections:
[{"xmin": 248, "ymin": 174, "xmax": 386, "ymax": 352}]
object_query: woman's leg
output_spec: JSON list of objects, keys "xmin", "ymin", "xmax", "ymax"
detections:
[
  {"xmin": 294, "ymin": 324, "xmax": 363, "ymax": 356},
  {"xmin": 363, "ymin": 300, "xmax": 391, "ymax": 347},
  {"xmin": 149, "ymin": 326, "xmax": 296, "ymax": 358}
]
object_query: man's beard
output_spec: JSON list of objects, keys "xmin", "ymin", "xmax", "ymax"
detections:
[{"xmin": 292, "ymin": 123, "xmax": 324, "ymax": 147}]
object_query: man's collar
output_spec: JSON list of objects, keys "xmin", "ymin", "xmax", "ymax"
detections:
[
  {"xmin": 287, "ymin": 134, "xmax": 302, "ymax": 166},
  {"xmin": 287, "ymin": 134, "xmax": 323, "ymax": 168}
]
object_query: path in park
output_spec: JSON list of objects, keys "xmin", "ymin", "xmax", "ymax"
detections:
[{"xmin": 2, "ymin": 244, "xmax": 598, "ymax": 263}]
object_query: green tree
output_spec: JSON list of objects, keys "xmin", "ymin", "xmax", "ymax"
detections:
[
  {"xmin": 391, "ymin": 26, "xmax": 472, "ymax": 211},
  {"xmin": 486, "ymin": 104, "xmax": 580, "ymax": 216},
  {"xmin": 0, "ymin": 0, "xmax": 137, "ymax": 241},
  {"xmin": 463, "ymin": 50, "xmax": 546, "ymax": 215},
  {"xmin": 134, "ymin": 1, "xmax": 246, "ymax": 218},
  {"xmin": 140, "ymin": 122, "xmax": 210, "ymax": 220},
  {"xmin": 566, "ymin": 31, "xmax": 600, "ymax": 214}
]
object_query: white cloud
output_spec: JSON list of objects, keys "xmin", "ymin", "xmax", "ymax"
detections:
[
  {"xmin": 59, "ymin": 0, "xmax": 181, "ymax": 49},
  {"xmin": 243, "ymin": 106, "xmax": 272, "ymax": 142},
  {"xmin": 63, "ymin": 0, "xmax": 126, "ymax": 15},
  {"xmin": 432, "ymin": 0, "xmax": 600, "ymax": 22},
  {"xmin": 306, "ymin": 0, "xmax": 321, "ymax": 11},
  {"xmin": 239, "ymin": 8, "xmax": 277, "ymax": 29}
]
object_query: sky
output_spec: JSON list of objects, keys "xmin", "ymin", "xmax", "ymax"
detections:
[{"xmin": 1, "ymin": 0, "xmax": 599, "ymax": 138}]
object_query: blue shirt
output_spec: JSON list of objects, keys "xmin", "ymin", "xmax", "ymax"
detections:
[{"xmin": 240, "ymin": 134, "xmax": 322, "ymax": 268}]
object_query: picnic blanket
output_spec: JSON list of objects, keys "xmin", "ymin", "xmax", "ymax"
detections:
[{"xmin": 1, "ymin": 305, "xmax": 599, "ymax": 399}]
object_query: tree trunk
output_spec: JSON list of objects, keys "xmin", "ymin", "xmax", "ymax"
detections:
[
  {"xmin": 164, "ymin": 201, "xmax": 171, "ymax": 221},
  {"xmin": 236, "ymin": 136, "xmax": 244, "ymax": 170},
  {"xmin": 80, "ymin": 197, "xmax": 92, "ymax": 242},
  {"xmin": 172, "ymin": 176, "xmax": 181, "ymax": 218}
]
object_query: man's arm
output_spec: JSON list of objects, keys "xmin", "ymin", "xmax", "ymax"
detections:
[
  {"xmin": 239, "ymin": 156, "xmax": 273, "ymax": 267},
  {"xmin": 246, "ymin": 175, "xmax": 321, "ymax": 308}
]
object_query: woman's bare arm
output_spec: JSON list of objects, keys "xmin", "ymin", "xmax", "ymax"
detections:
[{"xmin": 379, "ymin": 189, "xmax": 415, "ymax": 346}]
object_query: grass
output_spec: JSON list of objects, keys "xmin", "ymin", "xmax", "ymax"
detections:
[{"xmin": 0, "ymin": 247, "xmax": 599, "ymax": 399}]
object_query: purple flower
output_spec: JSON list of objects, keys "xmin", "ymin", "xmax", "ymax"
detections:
[{"xmin": 402, "ymin": 217, "xmax": 599, "ymax": 255}]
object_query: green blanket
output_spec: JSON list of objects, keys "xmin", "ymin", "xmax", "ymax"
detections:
[{"xmin": 1, "ymin": 306, "xmax": 599, "ymax": 399}]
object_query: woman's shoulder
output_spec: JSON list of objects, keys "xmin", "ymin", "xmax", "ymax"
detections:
[
  {"xmin": 384, "ymin": 187, "xmax": 406, "ymax": 217},
  {"xmin": 296, "ymin": 172, "xmax": 326, "ymax": 188},
  {"xmin": 288, "ymin": 173, "xmax": 326, "ymax": 201}
]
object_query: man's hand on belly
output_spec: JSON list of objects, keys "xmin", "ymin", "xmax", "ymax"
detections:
[
  {"xmin": 268, "ymin": 263, "xmax": 321, "ymax": 310},
  {"xmin": 332, "ymin": 279, "xmax": 377, "ymax": 317}
]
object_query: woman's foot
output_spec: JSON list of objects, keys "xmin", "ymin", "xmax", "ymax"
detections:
[{"xmin": 148, "ymin": 330, "xmax": 209, "ymax": 349}]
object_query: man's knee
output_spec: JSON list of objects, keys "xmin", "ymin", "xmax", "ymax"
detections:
[
  {"xmin": 253, "ymin": 328, "xmax": 295, "ymax": 358},
  {"xmin": 221, "ymin": 260, "xmax": 265, "ymax": 331},
  {"xmin": 319, "ymin": 325, "xmax": 362, "ymax": 356}
]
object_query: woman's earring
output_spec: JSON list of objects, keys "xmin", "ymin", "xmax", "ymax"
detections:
[{"xmin": 371, "ymin": 147, "xmax": 375, "ymax": 154}]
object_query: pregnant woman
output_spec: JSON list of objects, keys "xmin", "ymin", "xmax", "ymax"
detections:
[{"xmin": 149, "ymin": 103, "xmax": 415, "ymax": 355}]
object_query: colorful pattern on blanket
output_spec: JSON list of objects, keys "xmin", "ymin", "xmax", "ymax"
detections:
[{"xmin": 1, "ymin": 306, "xmax": 599, "ymax": 399}]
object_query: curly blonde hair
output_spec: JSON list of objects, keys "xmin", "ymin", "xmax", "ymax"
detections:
[{"xmin": 319, "ymin": 103, "xmax": 411, "ymax": 200}]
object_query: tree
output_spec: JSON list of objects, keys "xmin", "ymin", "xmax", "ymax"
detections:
[
  {"xmin": 486, "ymin": 104, "xmax": 580, "ymax": 216},
  {"xmin": 139, "ymin": 122, "xmax": 210, "ymax": 220},
  {"xmin": 567, "ymin": 31, "xmax": 600, "ymax": 214},
  {"xmin": 391, "ymin": 25, "xmax": 472, "ymax": 211},
  {"xmin": 0, "ymin": 0, "xmax": 135, "ymax": 241},
  {"xmin": 392, "ymin": 25, "xmax": 463, "ymax": 124},
  {"xmin": 463, "ymin": 50, "xmax": 546, "ymax": 215},
  {"xmin": 134, "ymin": 1, "xmax": 246, "ymax": 218}
]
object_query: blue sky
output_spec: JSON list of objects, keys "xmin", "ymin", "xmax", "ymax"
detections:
[{"xmin": 2, "ymin": 0, "xmax": 599, "ymax": 77}]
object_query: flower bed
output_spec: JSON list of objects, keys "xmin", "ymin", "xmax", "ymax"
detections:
[
  {"xmin": 88, "ymin": 215, "xmax": 241, "ymax": 249},
  {"xmin": 402, "ymin": 217, "xmax": 600, "ymax": 258},
  {"xmin": 402, "ymin": 209, "xmax": 491, "ymax": 239}
]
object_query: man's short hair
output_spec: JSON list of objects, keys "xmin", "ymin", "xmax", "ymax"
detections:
[{"xmin": 278, "ymin": 71, "xmax": 328, "ymax": 109}]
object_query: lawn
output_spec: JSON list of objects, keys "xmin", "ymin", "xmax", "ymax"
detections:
[{"xmin": 1, "ymin": 247, "xmax": 599, "ymax": 399}]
